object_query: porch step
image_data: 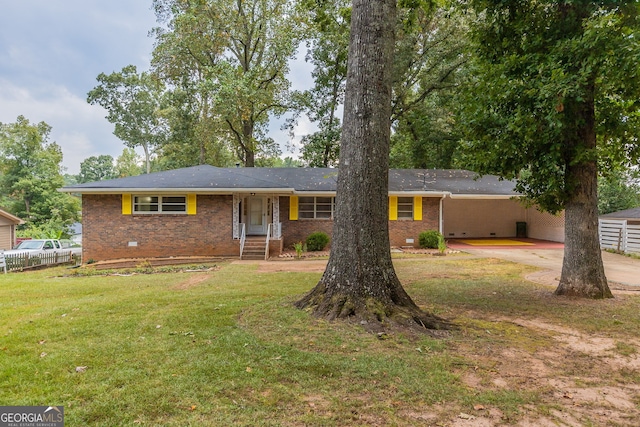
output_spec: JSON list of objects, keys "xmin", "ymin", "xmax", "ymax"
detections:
[{"xmin": 242, "ymin": 237, "xmax": 267, "ymax": 260}]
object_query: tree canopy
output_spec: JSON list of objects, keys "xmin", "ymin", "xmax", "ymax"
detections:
[
  {"xmin": 87, "ymin": 65, "xmax": 168, "ymax": 174},
  {"xmin": 77, "ymin": 155, "xmax": 117, "ymax": 183},
  {"xmin": 0, "ymin": 116, "xmax": 80, "ymax": 237},
  {"xmin": 151, "ymin": 0, "xmax": 303, "ymax": 167},
  {"xmin": 460, "ymin": 1, "xmax": 640, "ymax": 298},
  {"xmin": 292, "ymin": 0, "xmax": 469, "ymax": 169}
]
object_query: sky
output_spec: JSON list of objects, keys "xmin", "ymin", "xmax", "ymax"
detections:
[{"xmin": 0, "ymin": 1, "xmax": 314, "ymax": 175}]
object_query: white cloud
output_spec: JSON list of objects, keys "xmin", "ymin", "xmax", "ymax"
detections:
[
  {"xmin": 0, "ymin": 2, "xmax": 323, "ymax": 174},
  {"xmin": 0, "ymin": 1, "xmax": 157, "ymax": 174},
  {"xmin": 0, "ymin": 79, "xmax": 125, "ymax": 174}
]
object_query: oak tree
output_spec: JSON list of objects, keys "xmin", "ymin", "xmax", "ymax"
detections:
[
  {"xmin": 461, "ymin": 2, "xmax": 640, "ymax": 298},
  {"xmin": 87, "ymin": 65, "xmax": 168, "ymax": 174},
  {"xmin": 296, "ymin": 0, "xmax": 448, "ymax": 332},
  {"xmin": 152, "ymin": 0, "xmax": 302, "ymax": 166},
  {"xmin": 0, "ymin": 116, "xmax": 80, "ymax": 234}
]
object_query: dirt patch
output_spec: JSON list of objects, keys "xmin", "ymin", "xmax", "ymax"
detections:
[
  {"xmin": 450, "ymin": 314, "xmax": 640, "ymax": 426},
  {"xmin": 172, "ymin": 273, "xmax": 213, "ymax": 290}
]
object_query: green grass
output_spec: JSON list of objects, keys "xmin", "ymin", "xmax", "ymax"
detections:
[{"xmin": 1, "ymin": 258, "xmax": 639, "ymax": 425}]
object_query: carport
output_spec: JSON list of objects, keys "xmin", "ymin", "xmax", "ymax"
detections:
[{"xmin": 442, "ymin": 197, "xmax": 565, "ymax": 243}]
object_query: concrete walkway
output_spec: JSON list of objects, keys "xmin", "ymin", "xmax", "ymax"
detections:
[{"xmin": 460, "ymin": 247, "xmax": 640, "ymax": 288}]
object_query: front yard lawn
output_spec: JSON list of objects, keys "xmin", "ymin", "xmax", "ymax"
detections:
[{"xmin": 1, "ymin": 258, "xmax": 639, "ymax": 426}]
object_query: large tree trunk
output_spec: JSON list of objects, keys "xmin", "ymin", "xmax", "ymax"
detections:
[
  {"xmin": 555, "ymin": 85, "xmax": 613, "ymax": 298},
  {"xmin": 295, "ymin": 0, "xmax": 448, "ymax": 331},
  {"xmin": 557, "ymin": 168, "xmax": 612, "ymax": 298}
]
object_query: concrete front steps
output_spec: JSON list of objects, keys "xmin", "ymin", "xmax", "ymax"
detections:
[{"xmin": 242, "ymin": 237, "xmax": 268, "ymax": 260}]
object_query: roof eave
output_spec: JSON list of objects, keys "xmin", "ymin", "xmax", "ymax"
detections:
[
  {"xmin": 59, "ymin": 187, "xmax": 296, "ymax": 195},
  {"xmin": 388, "ymin": 191, "xmax": 449, "ymax": 197},
  {"xmin": 0, "ymin": 210, "xmax": 25, "ymax": 224},
  {"xmin": 448, "ymin": 194, "xmax": 520, "ymax": 199}
]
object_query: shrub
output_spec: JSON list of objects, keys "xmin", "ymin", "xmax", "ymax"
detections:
[
  {"xmin": 419, "ymin": 230, "xmax": 442, "ymax": 249},
  {"xmin": 306, "ymin": 232, "xmax": 330, "ymax": 251}
]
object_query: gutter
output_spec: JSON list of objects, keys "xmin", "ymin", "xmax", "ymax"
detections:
[
  {"xmin": 439, "ymin": 194, "xmax": 445, "ymax": 235},
  {"xmin": 447, "ymin": 194, "xmax": 519, "ymax": 200},
  {"xmin": 58, "ymin": 187, "xmax": 297, "ymax": 195}
]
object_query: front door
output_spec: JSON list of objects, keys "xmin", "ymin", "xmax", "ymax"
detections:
[{"xmin": 247, "ymin": 196, "xmax": 267, "ymax": 235}]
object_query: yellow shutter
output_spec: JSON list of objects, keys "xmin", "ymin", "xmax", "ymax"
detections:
[
  {"xmin": 389, "ymin": 196, "xmax": 398, "ymax": 221},
  {"xmin": 413, "ymin": 196, "xmax": 422, "ymax": 221},
  {"xmin": 289, "ymin": 196, "xmax": 298, "ymax": 220},
  {"xmin": 187, "ymin": 194, "xmax": 197, "ymax": 215},
  {"xmin": 122, "ymin": 194, "xmax": 132, "ymax": 215}
]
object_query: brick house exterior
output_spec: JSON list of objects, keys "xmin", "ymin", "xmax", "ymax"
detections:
[
  {"xmin": 82, "ymin": 194, "xmax": 237, "ymax": 262},
  {"xmin": 278, "ymin": 196, "xmax": 440, "ymax": 249},
  {"xmin": 63, "ymin": 166, "xmax": 562, "ymax": 262}
]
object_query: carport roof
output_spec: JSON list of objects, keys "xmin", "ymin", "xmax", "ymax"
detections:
[{"xmin": 61, "ymin": 165, "xmax": 519, "ymax": 196}]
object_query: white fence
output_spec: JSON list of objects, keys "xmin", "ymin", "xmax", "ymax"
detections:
[
  {"xmin": 2, "ymin": 250, "xmax": 79, "ymax": 272},
  {"xmin": 599, "ymin": 219, "xmax": 640, "ymax": 255}
]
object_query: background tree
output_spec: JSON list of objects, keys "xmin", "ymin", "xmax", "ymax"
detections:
[
  {"xmin": 389, "ymin": 3, "xmax": 469, "ymax": 169},
  {"xmin": 296, "ymin": 0, "xmax": 447, "ymax": 331},
  {"xmin": 598, "ymin": 170, "xmax": 640, "ymax": 215},
  {"xmin": 460, "ymin": 2, "xmax": 640, "ymax": 298},
  {"xmin": 114, "ymin": 148, "xmax": 143, "ymax": 178},
  {"xmin": 155, "ymin": 86, "xmax": 235, "ymax": 169},
  {"xmin": 87, "ymin": 65, "xmax": 168, "ymax": 174},
  {"xmin": 0, "ymin": 116, "xmax": 80, "ymax": 236},
  {"xmin": 152, "ymin": 0, "xmax": 302, "ymax": 167},
  {"xmin": 293, "ymin": 0, "xmax": 350, "ymax": 167},
  {"xmin": 293, "ymin": 0, "xmax": 469, "ymax": 169},
  {"xmin": 77, "ymin": 155, "xmax": 116, "ymax": 183}
]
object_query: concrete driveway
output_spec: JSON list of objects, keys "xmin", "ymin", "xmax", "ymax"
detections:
[{"xmin": 460, "ymin": 246, "xmax": 640, "ymax": 287}]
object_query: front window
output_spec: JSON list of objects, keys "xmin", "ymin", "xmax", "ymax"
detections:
[
  {"xmin": 299, "ymin": 196, "xmax": 335, "ymax": 219},
  {"xmin": 397, "ymin": 197, "xmax": 414, "ymax": 219},
  {"xmin": 134, "ymin": 195, "xmax": 187, "ymax": 214}
]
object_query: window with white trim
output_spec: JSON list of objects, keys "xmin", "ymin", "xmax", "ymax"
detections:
[
  {"xmin": 397, "ymin": 197, "xmax": 414, "ymax": 219},
  {"xmin": 133, "ymin": 195, "xmax": 187, "ymax": 214},
  {"xmin": 299, "ymin": 196, "xmax": 335, "ymax": 219}
]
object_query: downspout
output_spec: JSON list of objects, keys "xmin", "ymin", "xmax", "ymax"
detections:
[{"xmin": 439, "ymin": 194, "xmax": 447, "ymax": 235}]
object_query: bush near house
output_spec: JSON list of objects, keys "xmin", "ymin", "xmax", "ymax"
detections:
[
  {"xmin": 419, "ymin": 230, "xmax": 442, "ymax": 249},
  {"xmin": 306, "ymin": 231, "xmax": 330, "ymax": 251}
]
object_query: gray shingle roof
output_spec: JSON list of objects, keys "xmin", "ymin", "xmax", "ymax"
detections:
[
  {"xmin": 600, "ymin": 207, "xmax": 640, "ymax": 219},
  {"xmin": 62, "ymin": 165, "xmax": 518, "ymax": 196}
]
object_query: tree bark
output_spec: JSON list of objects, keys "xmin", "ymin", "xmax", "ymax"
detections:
[
  {"xmin": 555, "ymin": 84, "xmax": 613, "ymax": 298},
  {"xmin": 295, "ymin": 0, "xmax": 448, "ymax": 331}
]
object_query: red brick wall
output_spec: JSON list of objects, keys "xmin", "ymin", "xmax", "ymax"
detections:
[
  {"xmin": 279, "ymin": 196, "xmax": 440, "ymax": 250},
  {"xmin": 279, "ymin": 196, "xmax": 334, "ymax": 251},
  {"xmin": 82, "ymin": 194, "xmax": 238, "ymax": 261},
  {"xmin": 389, "ymin": 197, "xmax": 440, "ymax": 247},
  {"xmin": 82, "ymin": 194, "xmax": 442, "ymax": 261}
]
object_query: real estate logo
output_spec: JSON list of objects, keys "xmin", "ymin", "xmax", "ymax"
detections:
[{"xmin": 0, "ymin": 406, "xmax": 64, "ymax": 427}]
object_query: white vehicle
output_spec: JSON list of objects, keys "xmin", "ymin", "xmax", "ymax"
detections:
[{"xmin": 3, "ymin": 239, "xmax": 82, "ymax": 268}]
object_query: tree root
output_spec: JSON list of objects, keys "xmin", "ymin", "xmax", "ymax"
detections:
[{"xmin": 295, "ymin": 285, "xmax": 454, "ymax": 336}]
